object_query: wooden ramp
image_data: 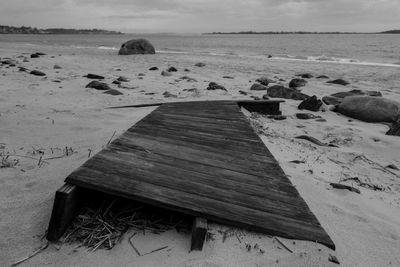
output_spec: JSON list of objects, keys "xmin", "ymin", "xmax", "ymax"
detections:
[{"xmin": 48, "ymin": 100, "xmax": 335, "ymax": 249}]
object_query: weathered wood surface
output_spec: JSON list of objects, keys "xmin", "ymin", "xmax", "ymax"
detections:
[
  {"xmin": 47, "ymin": 184, "xmax": 81, "ymax": 241},
  {"xmin": 65, "ymin": 101, "xmax": 335, "ymax": 249}
]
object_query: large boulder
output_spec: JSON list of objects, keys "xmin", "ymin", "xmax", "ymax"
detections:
[
  {"xmin": 338, "ymin": 96, "xmax": 400, "ymax": 122},
  {"xmin": 267, "ymin": 85, "xmax": 309, "ymax": 101},
  {"xmin": 289, "ymin": 78, "xmax": 307, "ymax": 88},
  {"xmin": 118, "ymin": 39, "xmax": 155, "ymax": 55},
  {"xmin": 323, "ymin": 90, "xmax": 382, "ymax": 106}
]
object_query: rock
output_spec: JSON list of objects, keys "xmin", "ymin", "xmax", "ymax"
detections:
[
  {"xmin": 117, "ymin": 76, "xmax": 129, "ymax": 82},
  {"xmin": 195, "ymin": 62, "xmax": 206, "ymax": 67},
  {"xmin": 316, "ymin": 75, "xmax": 329, "ymax": 79},
  {"xmin": 328, "ymin": 254, "xmax": 340, "ymax": 265},
  {"xmin": 331, "ymin": 89, "xmax": 382, "ymax": 98},
  {"xmin": 207, "ymin": 82, "xmax": 226, "ymax": 91},
  {"xmin": 386, "ymin": 164, "xmax": 399, "ymax": 170},
  {"xmin": 386, "ymin": 120, "xmax": 400, "ymax": 136},
  {"xmin": 149, "ymin": 66, "xmax": 158, "ymax": 71},
  {"xmin": 118, "ymin": 39, "xmax": 155, "ymax": 55},
  {"xmin": 137, "ymin": 73, "xmax": 145, "ymax": 77},
  {"xmin": 112, "ymin": 80, "xmax": 121, "ymax": 85},
  {"xmin": 30, "ymin": 70, "xmax": 46, "ymax": 76},
  {"xmin": 85, "ymin": 74, "xmax": 104, "ymax": 80},
  {"xmin": 18, "ymin": 67, "xmax": 28, "ymax": 72},
  {"xmin": 330, "ymin": 183, "xmax": 360, "ymax": 194},
  {"xmin": 239, "ymin": 90, "xmax": 248, "ymax": 95},
  {"xmin": 289, "ymin": 78, "xmax": 307, "ymax": 88},
  {"xmin": 262, "ymin": 94, "xmax": 269, "ymax": 100},
  {"xmin": 267, "ymin": 85, "xmax": 309, "ymax": 101},
  {"xmin": 161, "ymin": 70, "xmax": 172, "ymax": 77},
  {"xmin": 296, "ymin": 73, "xmax": 313, "ymax": 79},
  {"xmin": 250, "ymin": 83, "xmax": 268, "ymax": 91},
  {"xmin": 167, "ymin": 66, "xmax": 178, "ymax": 72},
  {"xmin": 327, "ymin": 79, "xmax": 349, "ymax": 86},
  {"xmin": 30, "ymin": 53, "xmax": 40, "ymax": 58},
  {"xmin": 298, "ymin": 95, "xmax": 323, "ymax": 111},
  {"xmin": 163, "ymin": 91, "xmax": 177, "ymax": 98},
  {"xmin": 85, "ymin": 81, "xmax": 111, "ymax": 90},
  {"xmin": 322, "ymin": 96, "xmax": 342, "ymax": 106},
  {"xmin": 255, "ymin": 77, "xmax": 274, "ymax": 86},
  {"xmin": 338, "ymin": 96, "xmax": 400, "ymax": 122},
  {"xmin": 1, "ymin": 59, "xmax": 16, "ymax": 65},
  {"xmin": 223, "ymin": 76, "xmax": 234, "ymax": 79},
  {"xmin": 35, "ymin": 52, "xmax": 46, "ymax": 56},
  {"xmin": 53, "ymin": 65, "xmax": 62, "ymax": 69},
  {"xmin": 23, "ymin": 59, "xmax": 29, "ymax": 63},
  {"xmin": 103, "ymin": 89, "xmax": 123, "ymax": 95},
  {"xmin": 184, "ymin": 68, "xmax": 190, "ymax": 72},
  {"xmin": 180, "ymin": 76, "xmax": 197, "ymax": 82},
  {"xmin": 296, "ymin": 113, "xmax": 319, "ymax": 120},
  {"xmin": 268, "ymin": 115, "xmax": 287, "ymax": 120}
]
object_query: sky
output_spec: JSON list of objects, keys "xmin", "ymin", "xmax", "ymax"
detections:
[{"xmin": 1, "ymin": 0, "xmax": 399, "ymax": 33}]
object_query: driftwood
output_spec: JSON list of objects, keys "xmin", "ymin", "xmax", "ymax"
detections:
[
  {"xmin": 330, "ymin": 183, "xmax": 360, "ymax": 194},
  {"xmin": 295, "ymin": 135, "xmax": 338, "ymax": 147}
]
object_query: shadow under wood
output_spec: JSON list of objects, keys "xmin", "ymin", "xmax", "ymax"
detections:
[{"xmin": 61, "ymin": 190, "xmax": 192, "ymax": 251}]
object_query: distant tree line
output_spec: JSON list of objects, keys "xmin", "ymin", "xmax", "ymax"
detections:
[
  {"xmin": 0, "ymin": 25, "xmax": 123, "ymax": 34},
  {"xmin": 204, "ymin": 30, "xmax": 400, "ymax": 35}
]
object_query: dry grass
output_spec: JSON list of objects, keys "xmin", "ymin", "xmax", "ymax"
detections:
[{"xmin": 62, "ymin": 196, "xmax": 191, "ymax": 251}]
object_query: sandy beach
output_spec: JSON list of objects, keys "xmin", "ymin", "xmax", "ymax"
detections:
[{"xmin": 1, "ymin": 42, "xmax": 400, "ymax": 267}]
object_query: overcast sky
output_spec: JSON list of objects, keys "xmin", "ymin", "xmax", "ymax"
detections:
[{"xmin": 1, "ymin": 0, "xmax": 399, "ymax": 33}]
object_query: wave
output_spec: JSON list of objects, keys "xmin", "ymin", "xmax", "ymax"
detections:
[{"xmin": 273, "ymin": 54, "xmax": 400, "ymax": 67}]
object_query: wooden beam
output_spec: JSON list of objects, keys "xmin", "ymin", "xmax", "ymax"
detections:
[
  {"xmin": 190, "ymin": 217, "xmax": 208, "ymax": 251},
  {"xmin": 47, "ymin": 183, "xmax": 81, "ymax": 241}
]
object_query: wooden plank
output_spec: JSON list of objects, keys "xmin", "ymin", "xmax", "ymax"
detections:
[
  {"xmin": 47, "ymin": 183, "xmax": 81, "ymax": 241},
  {"xmin": 191, "ymin": 217, "xmax": 207, "ymax": 251},
  {"xmin": 67, "ymin": 171, "xmax": 335, "ymax": 249},
  {"xmin": 67, "ymin": 155, "xmax": 315, "ymax": 220}
]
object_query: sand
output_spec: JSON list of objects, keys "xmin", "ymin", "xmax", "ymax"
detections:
[{"xmin": 1, "ymin": 43, "xmax": 400, "ymax": 267}]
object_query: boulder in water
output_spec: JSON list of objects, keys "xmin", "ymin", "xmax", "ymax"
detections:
[
  {"xmin": 338, "ymin": 96, "xmax": 400, "ymax": 122},
  {"xmin": 267, "ymin": 85, "xmax": 309, "ymax": 101},
  {"xmin": 118, "ymin": 39, "xmax": 156, "ymax": 55}
]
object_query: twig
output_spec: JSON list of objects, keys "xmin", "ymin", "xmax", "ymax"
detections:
[
  {"xmin": 274, "ymin": 237, "xmax": 293, "ymax": 253},
  {"xmin": 142, "ymin": 246, "xmax": 168, "ymax": 256},
  {"xmin": 107, "ymin": 131, "xmax": 116, "ymax": 146},
  {"xmin": 11, "ymin": 242, "xmax": 49, "ymax": 266},
  {"xmin": 128, "ymin": 233, "xmax": 141, "ymax": 256}
]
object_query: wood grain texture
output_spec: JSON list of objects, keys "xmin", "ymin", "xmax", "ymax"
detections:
[{"xmin": 65, "ymin": 101, "xmax": 335, "ymax": 249}]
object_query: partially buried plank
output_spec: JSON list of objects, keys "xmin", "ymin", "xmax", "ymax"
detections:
[{"xmin": 191, "ymin": 217, "xmax": 208, "ymax": 251}]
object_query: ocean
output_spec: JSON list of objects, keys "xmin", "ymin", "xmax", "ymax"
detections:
[{"xmin": 1, "ymin": 33, "xmax": 400, "ymax": 67}]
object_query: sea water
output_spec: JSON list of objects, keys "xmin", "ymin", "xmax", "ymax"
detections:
[{"xmin": 1, "ymin": 33, "xmax": 399, "ymax": 67}]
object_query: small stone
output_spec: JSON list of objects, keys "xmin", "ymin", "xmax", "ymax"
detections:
[
  {"xmin": 267, "ymin": 85, "xmax": 309, "ymax": 101},
  {"xmin": 137, "ymin": 73, "xmax": 145, "ymax": 77},
  {"xmin": 30, "ymin": 70, "xmax": 46, "ymax": 76},
  {"xmin": 103, "ymin": 89, "xmax": 123, "ymax": 95},
  {"xmin": 223, "ymin": 76, "xmax": 234, "ymax": 79},
  {"xmin": 296, "ymin": 113, "xmax": 319, "ymax": 120},
  {"xmin": 112, "ymin": 80, "xmax": 121, "ymax": 85},
  {"xmin": 298, "ymin": 95, "xmax": 323, "ymax": 111},
  {"xmin": 268, "ymin": 115, "xmax": 287, "ymax": 120},
  {"xmin": 316, "ymin": 75, "xmax": 329, "ymax": 79},
  {"xmin": 163, "ymin": 91, "xmax": 177, "ymax": 98},
  {"xmin": 161, "ymin": 70, "xmax": 172, "ymax": 77},
  {"xmin": 296, "ymin": 73, "xmax": 313, "ymax": 79},
  {"xmin": 195, "ymin": 62, "xmax": 206, "ymax": 67},
  {"xmin": 262, "ymin": 94, "xmax": 269, "ymax": 100},
  {"xmin": 239, "ymin": 90, "xmax": 248, "ymax": 95},
  {"xmin": 256, "ymin": 77, "xmax": 274, "ymax": 86},
  {"xmin": 167, "ymin": 66, "xmax": 178, "ymax": 72},
  {"xmin": 117, "ymin": 76, "xmax": 129, "ymax": 82},
  {"xmin": 53, "ymin": 65, "xmax": 62, "ymax": 69},
  {"xmin": 180, "ymin": 76, "xmax": 197, "ymax": 82},
  {"xmin": 207, "ymin": 82, "xmax": 226, "ymax": 91},
  {"xmin": 85, "ymin": 81, "xmax": 111, "ymax": 90},
  {"xmin": 184, "ymin": 69, "xmax": 190, "ymax": 72},
  {"xmin": 30, "ymin": 53, "xmax": 40, "ymax": 58},
  {"xmin": 328, "ymin": 254, "xmax": 340, "ymax": 265},
  {"xmin": 289, "ymin": 78, "xmax": 307, "ymax": 88},
  {"xmin": 149, "ymin": 66, "xmax": 158, "ymax": 71},
  {"xmin": 327, "ymin": 79, "xmax": 350, "ymax": 86},
  {"xmin": 85, "ymin": 74, "xmax": 105, "ymax": 79},
  {"xmin": 18, "ymin": 67, "xmax": 28, "ymax": 72},
  {"xmin": 250, "ymin": 83, "xmax": 268, "ymax": 91}
]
